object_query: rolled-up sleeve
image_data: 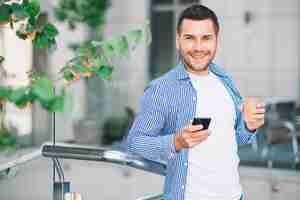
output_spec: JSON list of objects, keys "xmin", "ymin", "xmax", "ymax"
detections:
[
  {"xmin": 127, "ymin": 83, "xmax": 176, "ymax": 162},
  {"xmin": 235, "ymin": 103, "xmax": 257, "ymax": 145}
]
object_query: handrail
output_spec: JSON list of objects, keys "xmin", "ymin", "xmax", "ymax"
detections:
[
  {"xmin": 41, "ymin": 142, "xmax": 167, "ymax": 176},
  {"xmin": 135, "ymin": 193, "xmax": 164, "ymax": 200},
  {"xmin": 0, "ymin": 148, "xmax": 41, "ymax": 173},
  {"xmin": 0, "ymin": 143, "xmax": 166, "ymax": 199}
]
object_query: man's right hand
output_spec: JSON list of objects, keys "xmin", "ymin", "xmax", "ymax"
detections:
[{"xmin": 174, "ymin": 124, "xmax": 209, "ymax": 152}]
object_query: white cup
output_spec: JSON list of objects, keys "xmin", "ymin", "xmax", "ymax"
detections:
[{"xmin": 64, "ymin": 192, "xmax": 82, "ymax": 200}]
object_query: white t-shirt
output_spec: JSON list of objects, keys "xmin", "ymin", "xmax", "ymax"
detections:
[{"xmin": 185, "ymin": 71, "xmax": 242, "ymax": 200}]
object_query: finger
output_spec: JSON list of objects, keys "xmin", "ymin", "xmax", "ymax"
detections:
[
  {"xmin": 188, "ymin": 133, "xmax": 208, "ymax": 142},
  {"xmin": 182, "ymin": 138, "xmax": 196, "ymax": 147},
  {"xmin": 189, "ymin": 134, "xmax": 209, "ymax": 143},
  {"xmin": 252, "ymin": 114, "xmax": 265, "ymax": 120},
  {"xmin": 255, "ymin": 108, "xmax": 266, "ymax": 114},
  {"xmin": 186, "ymin": 125, "xmax": 203, "ymax": 132},
  {"xmin": 247, "ymin": 118, "xmax": 264, "ymax": 123},
  {"xmin": 187, "ymin": 142, "xmax": 198, "ymax": 148},
  {"xmin": 257, "ymin": 118, "xmax": 265, "ymax": 123},
  {"xmin": 247, "ymin": 119, "xmax": 265, "ymax": 127},
  {"xmin": 246, "ymin": 113, "xmax": 265, "ymax": 121},
  {"xmin": 189, "ymin": 133, "xmax": 206, "ymax": 140},
  {"xmin": 189, "ymin": 130, "xmax": 209, "ymax": 138},
  {"xmin": 256, "ymin": 103, "xmax": 266, "ymax": 108},
  {"xmin": 186, "ymin": 137, "xmax": 208, "ymax": 147}
]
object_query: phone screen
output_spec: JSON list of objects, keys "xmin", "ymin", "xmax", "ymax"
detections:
[{"xmin": 192, "ymin": 118, "xmax": 211, "ymax": 130}]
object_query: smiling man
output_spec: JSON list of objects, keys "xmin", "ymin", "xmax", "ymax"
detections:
[{"xmin": 127, "ymin": 4, "xmax": 265, "ymax": 200}]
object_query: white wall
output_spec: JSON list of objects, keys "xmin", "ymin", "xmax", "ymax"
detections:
[
  {"xmin": 202, "ymin": 0, "xmax": 300, "ymax": 102},
  {"xmin": 104, "ymin": 0, "xmax": 150, "ymax": 112},
  {"xmin": 41, "ymin": 0, "xmax": 89, "ymax": 142},
  {"xmin": 1, "ymin": 26, "xmax": 32, "ymax": 137}
]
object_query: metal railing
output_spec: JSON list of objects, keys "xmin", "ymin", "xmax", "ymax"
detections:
[
  {"xmin": 0, "ymin": 142, "xmax": 166, "ymax": 200},
  {"xmin": 135, "ymin": 194, "xmax": 164, "ymax": 200},
  {"xmin": 0, "ymin": 148, "xmax": 41, "ymax": 174},
  {"xmin": 41, "ymin": 142, "xmax": 166, "ymax": 176},
  {"xmin": 41, "ymin": 142, "xmax": 166, "ymax": 200}
]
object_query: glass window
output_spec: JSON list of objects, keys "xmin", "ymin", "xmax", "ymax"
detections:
[
  {"xmin": 179, "ymin": 0, "xmax": 199, "ymax": 4},
  {"xmin": 152, "ymin": 0, "xmax": 173, "ymax": 5},
  {"xmin": 238, "ymin": 101, "xmax": 300, "ymax": 170},
  {"xmin": 150, "ymin": 11, "xmax": 175, "ymax": 79}
]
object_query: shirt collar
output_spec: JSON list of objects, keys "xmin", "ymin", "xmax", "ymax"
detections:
[{"xmin": 175, "ymin": 61, "xmax": 227, "ymax": 81}]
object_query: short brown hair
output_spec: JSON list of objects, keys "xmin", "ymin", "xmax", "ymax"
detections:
[{"xmin": 177, "ymin": 4, "xmax": 220, "ymax": 34}]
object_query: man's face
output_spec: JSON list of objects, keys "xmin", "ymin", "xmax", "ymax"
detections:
[{"xmin": 176, "ymin": 18, "xmax": 219, "ymax": 75}]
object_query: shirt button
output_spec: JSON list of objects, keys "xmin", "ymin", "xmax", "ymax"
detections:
[
  {"xmin": 184, "ymin": 162, "xmax": 188, "ymax": 166},
  {"xmin": 192, "ymin": 97, "xmax": 196, "ymax": 101},
  {"xmin": 182, "ymin": 185, "xmax": 185, "ymax": 189}
]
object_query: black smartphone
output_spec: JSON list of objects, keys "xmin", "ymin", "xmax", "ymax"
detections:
[{"xmin": 192, "ymin": 117, "xmax": 211, "ymax": 130}]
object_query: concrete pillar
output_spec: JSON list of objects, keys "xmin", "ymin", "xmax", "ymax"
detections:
[{"xmin": 2, "ymin": 25, "xmax": 33, "ymax": 146}]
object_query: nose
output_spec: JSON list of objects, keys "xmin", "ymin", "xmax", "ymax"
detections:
[{"xmin": 192, "ymin": 39, "xmax": 205, "ymax": 51}]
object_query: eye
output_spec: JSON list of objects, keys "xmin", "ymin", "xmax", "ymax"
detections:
[
  {"xmin": 183, "ymin": 35, "xmax": 193, "ymax": 40},
  {"xmin": 203, "ymin": 35, "xmax": 213, "ymax": 41}
]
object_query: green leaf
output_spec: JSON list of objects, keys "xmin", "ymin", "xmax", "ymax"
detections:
[
  {"xmin": 32, "ymin": 23, "xmax": 59, "ymax": 49},
  {"xmin": 126, "ymin": 30, "xmax": 143, "ymax": 50},
  {"xmin": 92, "ymin": 57, "xmax": 105, "ymax": 68},
  {"xmin": 73, "ymin": 63, "xmax": 89, "ymax": 73},
  {"xmin": 25, "ymin": 19, "xmax": 36, "ymax": 33},
  {"xmin": 75, "ymin": 42, "xmax": 97, "ymax": 57},
  {"xmin": 47, "ymin": 39, "xmax": 57, "ymax": 52},
  {"xmin": 8, "ymin": 87, "xmax": 27, "ymax": 103},
  {"xmin": 23, "ymin": 0, "xmax": 40, "ymax": 18},
  {"xmin": 0, "ymin": 134, "xmax": 16, "ymax": 146},
  {"xmin": 63, "ymin": 70, "xmax": 75, "ymax": 81},
  {"xmin": 0, "ymin": 4, "xmax": 10, "ymax": 23},
  {"xmin": 27, "ymin": 16, "xmax": 36, "ymax": 27},
  {"xmin": 108, "ymin": 36, "xmax": 129, "ymax": 57},
  {"xmin": 101, "ymin": 41, "xmax": 115, "ymax": 57},
  {"xmin": 11, "ymin": 3, "xmax": 28, "ymax": 19},
  {"xmin": 33, "ymin": 32, "xmax": 48, "ymax": 48},
  {"xmin": 0, "ymin": 86, "xmax": 11, "ymax": 99},
  {"xmin": 15, "ymin": 95, "xmax": 30, "ymax": 108},
  {"xmin": 16, "ymin": 30, "xmax": 27, "ymax": 40},
  {"xmin": 46, "ymin": 95, "xmax": 65, "ymax": 112},
  {"xmin": 54, "ymin": 7, "xmax": 67, "ymax": 21},
  {"xmin": 96, "ymin": 65, "xmax": 113, "ymax": 80},
  {"xmin": 0, "ymin": 56, "xmax": 4, "ymax": 64},
  {"xmin": 143, "ymin": 23, "xmax": 152, "ymax": 46},
  {"xmin": 43, "ymin": 23, "xmax": 59, "ymax": 38},
  {"xmin": 31, "ymin": 77, "xmax": 54, "ymax": 102}
]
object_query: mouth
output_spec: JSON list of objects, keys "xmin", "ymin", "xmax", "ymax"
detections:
[{"xmin": 190, "ymin": 52, "xmax": 209, "ymax": 60}]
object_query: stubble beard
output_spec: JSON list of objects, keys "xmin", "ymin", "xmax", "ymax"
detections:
[{"xmin": 178, "ymin": 50, "xmax": 214, "ymax": 74}]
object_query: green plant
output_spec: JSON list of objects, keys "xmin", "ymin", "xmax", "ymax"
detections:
[
  {"xmin": 0, "ymin": 14, "xmax": 151, "ymax": 111},
  {"xmin": 101, "ymin": 115, "xmax": 129, "ymax": 145},
  {"xmin": 54, "ymin": 0, "xmax": 110, "ymax": 30},
  {"xmin": 0, "ymin": 0, "xmax": 151, "ymax": 148},
  {"xmin": 0, "ymin": 73, "xmax": 65, "ymax": 112},
  {"xmin": 0, "ymin": 0, "xmax": 59, "ymax": 49},
  {"xmin": 0, "ymin": 128, "xmax": 16, "ymax": 150},
  {"xmin": 101, "ymin": 107, "xmax": 135, "ymax": 145}
]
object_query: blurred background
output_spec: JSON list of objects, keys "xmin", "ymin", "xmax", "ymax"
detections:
[{"xmin": 0, "ymin": 0, "xmax": 300, "ymax": 199}]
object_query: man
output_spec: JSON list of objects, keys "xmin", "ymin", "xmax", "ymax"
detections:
[{"xmin": 127, "ymin": 4, "xmax": 265, "ymax": 200}]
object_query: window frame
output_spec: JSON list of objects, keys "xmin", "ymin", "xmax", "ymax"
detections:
[{"xmin": 149, "ymin": 0, "xmax": 201, "ymax": 78}]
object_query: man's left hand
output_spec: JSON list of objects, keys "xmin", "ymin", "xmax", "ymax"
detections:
[{"xmin": 241, "ymin": 97, "xmax": 266, "ymax": 132}]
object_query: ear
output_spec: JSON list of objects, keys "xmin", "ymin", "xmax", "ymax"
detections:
[
  {"xmin": 176, "ymin": 33, "xmax": 180, "ymax": 50},
  {"xmin": 216, "ymin": 33, "xmax": 220, "ymax": 48}
]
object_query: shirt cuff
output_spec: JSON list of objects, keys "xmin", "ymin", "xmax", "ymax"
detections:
[
  {"xmin": 161, "ymin": 134, "xmax": 177, "ymax": 160},
  {"xmin": 242, "ymin": 121, "xmax": 258, "ymax": 141}
]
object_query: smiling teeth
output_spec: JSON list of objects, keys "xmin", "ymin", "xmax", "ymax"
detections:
[{"xmin": 192, "ymin": 54, "xmax": 206, "ymax": 59}]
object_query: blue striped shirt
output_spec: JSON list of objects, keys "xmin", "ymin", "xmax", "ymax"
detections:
[{"xmin": 127, "ymin": 62, "xmax": 256, "ymax": 200}]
